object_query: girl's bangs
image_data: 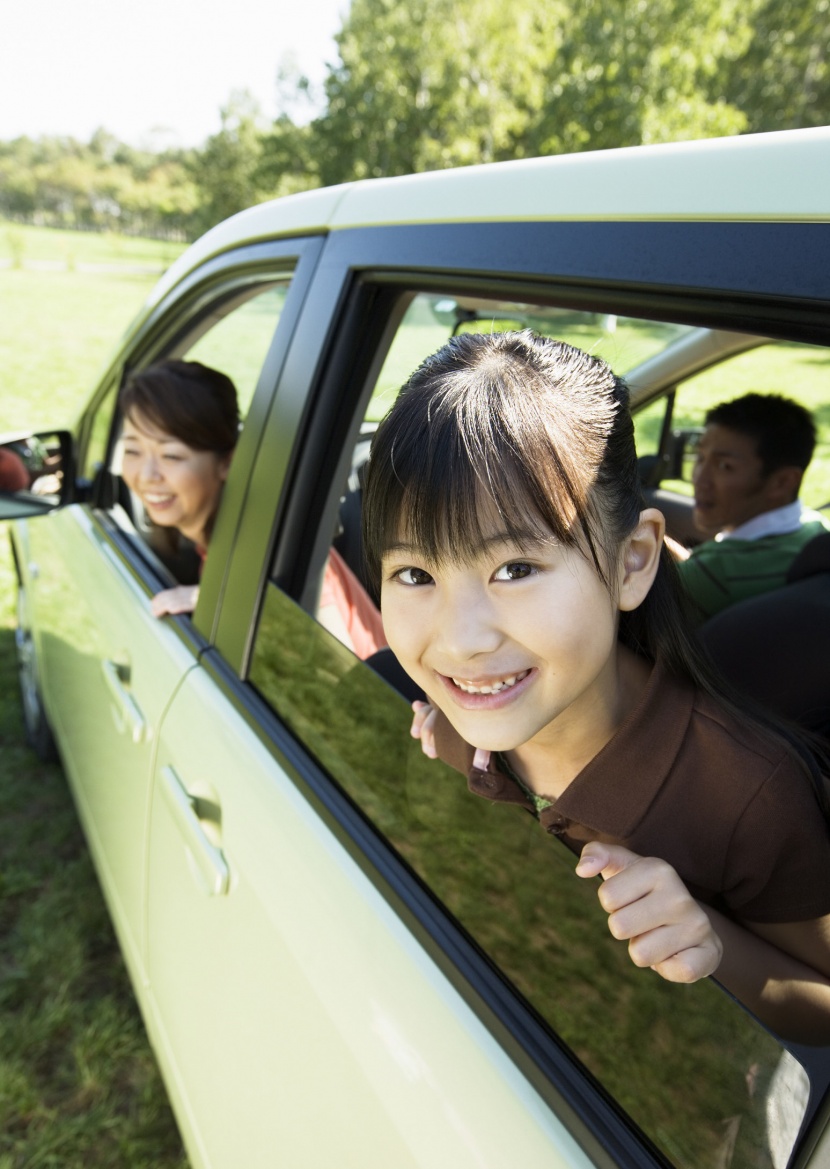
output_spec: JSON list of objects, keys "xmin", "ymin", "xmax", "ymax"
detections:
[{"xmin": 380, "ymin": 417, "xmax": 582, "ymax": 569}]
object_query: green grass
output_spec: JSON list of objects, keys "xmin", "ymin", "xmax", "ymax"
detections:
[
  {"xmin": 1, "ymin": 220, "xmax": 184, "ymax": 270},
  {"xmin": 0, "ymin": 541, "xmax": 188, "ymax": 1167},
  {"xmin": 0, "ymin": 226, "xmax": 189, "ymax": 1167}
]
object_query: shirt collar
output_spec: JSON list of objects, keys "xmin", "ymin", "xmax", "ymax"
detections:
[
  {"xmin": 467, "ymin": 660, "xmax": 696, "ymax": 838},
  {"xmin": 715, "ymin": 500, "xmax": 803, "ymax": 543}
]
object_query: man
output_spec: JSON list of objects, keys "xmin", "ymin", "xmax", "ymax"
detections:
[{"xmin": 670, "ymin": 393, "xmax": 830, "ymax": 619}]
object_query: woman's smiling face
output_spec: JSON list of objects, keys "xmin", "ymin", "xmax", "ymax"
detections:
[
  {"xmin": 380, "ymin": 524, "xmax": 626, "ymax": 761},
  {"xmin": 120, "ymin": 411, "xmax": 230, "ymax": 548}
]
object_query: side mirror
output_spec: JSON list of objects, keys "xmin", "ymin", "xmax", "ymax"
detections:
[
  {"xmin": 667, "ymin": 427, "xmax": 704, "ymax": 482},
  {"xmin": 637, "ymin": 427, "xmax": 703, "ymax": 489},
  {"xmin": 0, "ymin": 430, "xmax": 74, "ymax": 519}
]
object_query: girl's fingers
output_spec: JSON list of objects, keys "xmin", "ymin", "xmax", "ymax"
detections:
[
  {"xmin": 624, "ymin": 917, "xmax": 723, "ymax": 981},
  {"xmin": 577, "ymin": 842, "xmax": 723, "ymax": 983},
  {"xmin": 410, "ymin": 701, "xmax": 438, "ymax": 757},
  {"xmin": 410, "ymin": 700, "xmax": 431, "ymax": 735}
]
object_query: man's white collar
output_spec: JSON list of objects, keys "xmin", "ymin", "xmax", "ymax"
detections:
[{"xmin": 715, "ymin": 500, "xmax": 803, "ymax": 542}]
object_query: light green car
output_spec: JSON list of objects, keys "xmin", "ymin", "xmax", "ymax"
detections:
[{"xmin": 4, "ymin": 127, "xmax": 830, "ymax": 1169}]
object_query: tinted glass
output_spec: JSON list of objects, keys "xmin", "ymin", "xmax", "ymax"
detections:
[
  {"xmin": 249, "ymin": 288, "xmax": 818, "ymax": 1168},
  {"xmin": 250, "ymin": 584, "xmax": 804, "ymax": 1169}
]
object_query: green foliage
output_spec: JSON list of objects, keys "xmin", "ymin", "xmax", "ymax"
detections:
[
  {"xmin": 721, "ymin": 0, "xmax": 830, "ymax": 132},
  {"xmin": 308, "ymin": 0, "xmax": 758, "ymax": 182},
  {"xmin": 312, "ymin": 0, "xmax": 565, "ymax": 181},
  {"xmin": 0, "ymin": 133, "xmax": 198, "ymax": 239},
  {"xmin": 1, "ymin": 1, "xmax": 829, "ymax": 237},
  {"xmin": 187, "ymin": 91, "xmax": 272, "ymax": 235}
]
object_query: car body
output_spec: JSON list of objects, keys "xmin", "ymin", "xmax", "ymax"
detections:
[{"xmin": 4, "ymin": 127, "xmax": 830, "ymax": 1169}]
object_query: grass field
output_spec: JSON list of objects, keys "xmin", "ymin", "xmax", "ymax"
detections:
[{"xmin": 0, "ymin": 224, "xmax": 189, "ymax": 1167}]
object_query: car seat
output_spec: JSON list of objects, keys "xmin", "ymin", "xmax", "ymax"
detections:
[{"xmin": 699, "ymin": 532, "xmax": 830, "ymax": 739}]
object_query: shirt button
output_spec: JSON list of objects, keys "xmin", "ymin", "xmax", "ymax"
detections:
[{"xmin": 545, "ymin": 816, "xmax": 567, "ymax": 835}]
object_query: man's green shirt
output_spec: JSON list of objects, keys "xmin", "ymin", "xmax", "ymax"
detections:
[{"xmin": 677, "ymin": 508, "xmax": 830, "ymax": 620}]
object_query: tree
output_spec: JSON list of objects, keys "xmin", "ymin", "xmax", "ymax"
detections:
[
  {"xmin": 189, "ymin": 91, "xmax": 269, "ymax": 233},
  {"xmin": 525, "ymin": 0, "xmax": 751, "ymax": 156},
  {"xmin": 311, "ymin": 0, "xmax": 567, "ymax": 184},
  {"xmin": 720, "ymin": 0, "xmax": 830, "ymax": 131},
  {"xmin": 307, "ymin": 0, "xmax": 755, "ymax": 187}
]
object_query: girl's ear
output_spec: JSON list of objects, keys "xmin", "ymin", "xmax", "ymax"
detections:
[{"xmin": 617, "ymin": 508, "xmax": 665, "ymax": 612}]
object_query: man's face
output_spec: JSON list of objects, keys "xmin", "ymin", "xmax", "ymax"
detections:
[{"xmin": 691, "ymin": 424, "xmax": 781, "ymax": 538}]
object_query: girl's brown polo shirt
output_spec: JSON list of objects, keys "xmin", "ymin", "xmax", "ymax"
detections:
[{"xmin": 432, "ymin": 661, "xmax": 830, "ymax": 924}]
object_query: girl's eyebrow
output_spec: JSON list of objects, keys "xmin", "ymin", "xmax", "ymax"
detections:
[{"xmin": 385, "ymin": 530, "xmax": 549, "ymax": 558}]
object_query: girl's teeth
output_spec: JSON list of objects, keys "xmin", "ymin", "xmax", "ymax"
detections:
[{"xmin": 453, "ymin": 672, "xmax": 523, "ymax": 694}]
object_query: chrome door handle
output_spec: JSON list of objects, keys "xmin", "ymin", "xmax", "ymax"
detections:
[
  {"xmin": 102, "ymin": 658, "xmax": 146, "ymax": 744},
  {"xmin": 160, "ymin": 766, "xmax": 229, "ymax": 896}
]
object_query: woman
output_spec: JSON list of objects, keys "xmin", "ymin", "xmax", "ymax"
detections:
[
  {"xmin": 119, "ymin": 359, "xmax": 237, "ymax": 617},
  {"xmin": 119, "ymin": 359, "xmax": 386, "ymax": 657}
]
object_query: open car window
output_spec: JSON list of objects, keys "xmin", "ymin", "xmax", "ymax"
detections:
[{"xmin": 104, "ymin": 275, "xmax": 293, "ymax": 586}]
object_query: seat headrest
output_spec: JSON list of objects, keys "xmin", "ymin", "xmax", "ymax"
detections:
[{"xmin": 787, "ymin": 532, "xmax": 830, "ymax": 583}]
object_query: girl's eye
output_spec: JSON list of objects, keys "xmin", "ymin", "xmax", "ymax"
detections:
[
  {"xmin": 494, "ymin": 561, "xmax": 535, "ymax": 581},
  {"xmin": 395, "ymin": 567, "xmax": 434, "ymax": 586}
]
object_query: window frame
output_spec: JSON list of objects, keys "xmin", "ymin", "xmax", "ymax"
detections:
[{"xmin": 74, "ymin": 235, "xmax": 325, "ymax": 649}]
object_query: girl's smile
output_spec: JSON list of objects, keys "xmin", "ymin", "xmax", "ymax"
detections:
[{"xmin": 440, "ymin": 667, "xmax": 534, "ymax": 705}]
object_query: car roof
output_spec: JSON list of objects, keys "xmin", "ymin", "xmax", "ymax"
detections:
[{"xmin": 152, "ymin": 127, "xmax": 830, "ymax": 308}]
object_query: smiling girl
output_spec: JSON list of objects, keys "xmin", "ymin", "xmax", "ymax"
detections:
[{"xmin": 362, "ymin": 330, "xmax": 830, "ymax": 1042}]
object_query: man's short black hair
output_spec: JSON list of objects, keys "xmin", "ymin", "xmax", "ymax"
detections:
[{"xmin": 704, "ymin": 393, "xmax": 816, "ymax": 476}]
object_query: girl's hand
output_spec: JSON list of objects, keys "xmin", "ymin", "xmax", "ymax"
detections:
[
  {"xmin": 411, "ymin": 700, "xmax": 438, "ymax": 758},
  {"xmin": 151, "ymin": 585, "xmax": 200, "ymax": 618},
  {"xmin": 576, "ymin": 842, "xmax": 723, "ymax": 983}
]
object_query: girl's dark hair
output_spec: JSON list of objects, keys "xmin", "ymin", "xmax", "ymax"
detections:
[
  {"xmin": 120, "ymin": 360, "xmax": 239, "ymax": 455},
  {"xmin": 362, "ymin": 330, "xmax": 829, "ymax": 810}
]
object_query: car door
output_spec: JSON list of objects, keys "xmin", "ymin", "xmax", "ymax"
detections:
[
  {"xmin": 23, "ymin": 244, "xmax": 310, "ymax": 989},
  {"xmin": 143, "ymin": 249, "xmax": 829, "ymax": 1169}
]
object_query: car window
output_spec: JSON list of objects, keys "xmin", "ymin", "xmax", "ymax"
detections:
[
  {"xmin": 106, "ymin": 275, "xmax": 293, "ymax": 582},
  {"xmin": 633, "ymin": 341, "xmax": 830, "ymax": 509},
  {"xmin": 180, "ymin": 282, "xmax": 291, "ymax": 418},
  {"xmin": 248, "ymin": 289, "xmax": 812, "ymax": 1169}
]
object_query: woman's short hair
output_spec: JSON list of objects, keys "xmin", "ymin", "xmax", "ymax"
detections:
[{"xmin": 120, "ymin": 360, "xmax": 240, "ymax": 454}]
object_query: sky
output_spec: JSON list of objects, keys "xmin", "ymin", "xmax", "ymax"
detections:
[{"xmin": 0, "ymin": 0, "xmax": 348, "ymax": 148}]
